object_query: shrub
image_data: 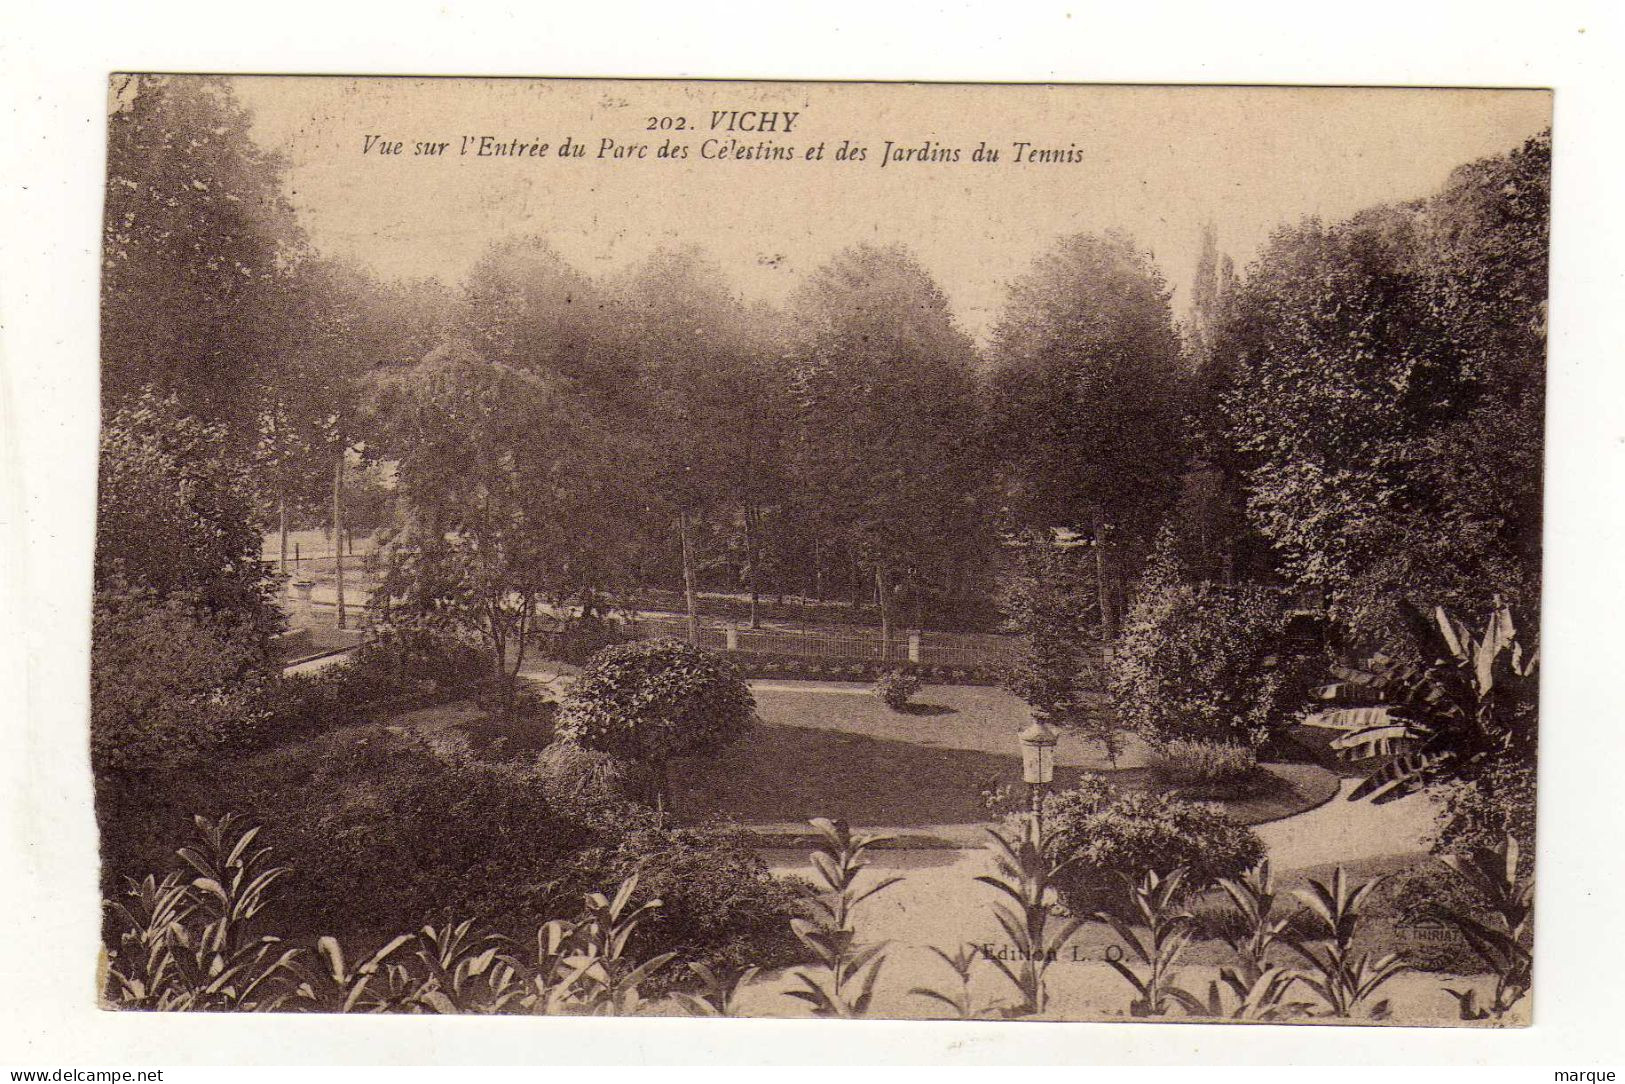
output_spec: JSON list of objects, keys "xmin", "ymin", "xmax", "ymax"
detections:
[
  {"xmin": 556, "ymin": 638, "xmax": 755, "ymax": 820},
  {"xmin": 873, "ymin": 668, "xmax": 923, "ymax": 710},
  {"xmin": 1042, "ymin": 785, "xmax": 1265, "ymax": 914},
  {"xmin": 265, "ymin": 750, "xmax": 603, "ymax": 938},
  {"xmin": 530, "ymin": 615, "xmax": 629, "ymax": 665},
  {"xmin": 1155, "ymin": 739, "xmax": 1263, "ymax": 797},
  {"xmin": 1433, "ymin": 760, "xmax": 1535, "ymax": 873},
  {"xmin": 1110, "ymin": 559, "xmax": 1288, "ymax": 747},
  {"xmin": 557, "ymin": 828, "xmax": 804, "ymax": 992},
  {"xmin": 253, "ymin": 628, "xmax": 490, "ymax": 749},
  {"xmin": 91, "ymin": 583, "xmax": 270, "ymax": 776}
]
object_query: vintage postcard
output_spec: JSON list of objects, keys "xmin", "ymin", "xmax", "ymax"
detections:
[{"xmin": 95, "ymin": 76, "xmax": 1547, "ymax": 1026}]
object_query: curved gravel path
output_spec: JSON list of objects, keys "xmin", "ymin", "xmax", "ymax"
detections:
[{"xmin": 1253, "ymin": 776, "xmax": 1441, "ymax": 869}]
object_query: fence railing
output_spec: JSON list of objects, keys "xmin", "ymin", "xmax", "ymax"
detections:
[{"xmin": 625, "ymin": 614, "xmax": 1020, "ymax": 669}]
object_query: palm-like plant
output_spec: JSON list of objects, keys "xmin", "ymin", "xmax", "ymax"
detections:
[
  {"xmin": 408, "ymin": 919, "xmax": 525, "ymax": 1013},
  {"xmin": 292, "ymin": 933, "xmax": 418, "ymax": 1013},
  {"xmin": 671, "ymin": 961, "xmax": 761, "ymax": 1017},
  {"xmin": 105, "ymin": 815, "xmax": 303, "ymax": 1012},
  {"xmin": 1207, "ymin": 860, "xmax": 1313, "ymax": 1021},
  {"xmin": 1096, "ymin": 868, "xmax": 1205, "ymax": 1017},
  {"xmin": 975, "ymin": 817, "xmax": 1082, "ymax": 1018},
  {"xmin": 559, "ymin": 876, "xmax": 678, "ymax": 1016},
  {"xmin": 785, "ymin": 817, "xmax": 901, "ymax": 1018},
  {"xmin": 1286, "ymin": 868, "xmax": 1408, "ymax": 1018},
  {"xmin": 1435, "ymin": 835, "xmax": 1532, "ymax": 1020},
  {"xmin": 1307, "ymin": 602, "xmax": 1538, "ymax": 803},
  {"xmin": 908, "ymin": 944, "xmax": 1002, "ymax": 1020}
]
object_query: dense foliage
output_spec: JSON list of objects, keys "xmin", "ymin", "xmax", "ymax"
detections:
[
  {"xmin": 91, "ymin": 585, "xmax": 269, "ymax": 776},
  {"xmin": 556, "ymin": 639, "xmax": 756, "ymax": 816},
  {"xmin": 1110, "ymin": 541, "xmax": 1288, "ymax": 748},
  {"xmin": 1040, "ymin": 783, "xmax": 1266, "ymax": 913},
  {"xmin": 1212, "ymin": 132, "xmax": 1548, "ymax": 646},
  {"xmin": 97, "ymin": 392, "xmax": 282, "ymax": 642}
]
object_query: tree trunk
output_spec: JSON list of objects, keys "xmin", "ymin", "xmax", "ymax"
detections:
[
  {"xmin": 745, "ymin": 505, "xmax": 761, "ymax": 630},
  {"xmin": 679, "ymin": 509, "xmax": 700, "ymax": 646},
  {"xmin": 277, "ymin": 490, "xmax": 289, "ymax": 577},
  {"xmin": 505, "ymin": 600, "xmax": 531, "ymax": 720},
  {"xmin": 1093, "ymin": 514, "xmax": 1117, "ymax": 649},
  {"xmin": 652, "ymin": 757, "xmax": 672, "ymax": 829},
  {"xmin": 875, "ymin": 564, "xmax": 892, "ymax": 654},
  {"xmin": 333, "ymin": 452, "xmax": 347, "ymax": 629}
]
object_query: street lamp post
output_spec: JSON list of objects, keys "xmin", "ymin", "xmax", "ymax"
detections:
[{"xmin": 1019, "ymin": 720, "xmax": 1058, "ymax": 835}]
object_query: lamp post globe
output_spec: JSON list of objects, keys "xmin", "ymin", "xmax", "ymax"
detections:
[{"xmin": 1019, "ymin": 719, "xmax": 1059, "ymax": 830}]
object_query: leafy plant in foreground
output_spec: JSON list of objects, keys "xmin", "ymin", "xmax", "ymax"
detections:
[
  {"xmin": 1206, "ymin": 860, "xmax": 1312, "ymax": 1021},
  {"xmin": 560, "ymin": 875, "xmax": 679, "ymax": 1016},
  {"xmin": 671, "ymin": 961, "xmax": 761, "ymax": 1017},
  {"xmin": 292, "ymin": 934, "xmax": 418, "ymax": 1013},
  {"xmin": 105, "ymin": 814, "xmax": 301, "ymax": 1011},
  {"xmin": 1435, "ymin": 835, "xmax": 1532, "ymax": 1020},
  {"xmin": 975, "ymin": 817, "xmax": 1082, "ymax": 1017},
  {"xmin": 1096, "ymin": 868, "xmax": 1204, "ymax": 1017},
  {"xmin": 908, "ymin": 944, "xmax": 1002, "ymax": 1020},
  {"xmin": 407, "ymin": 919, "xmax": 522, "ymax": 1013},
  {"xmin": 1286, "ymin": 867, "xmax": 1408, "ymax": 1018},
  {"xmin": 785, "ymin": 818, "xmax": 900, "ymax": 1018}
]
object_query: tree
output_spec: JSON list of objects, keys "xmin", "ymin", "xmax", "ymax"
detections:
[
  {"xmin": 555, "ymin": 638, "xmax": 756, "ymax": 822},
  {"xmin": 1214, "ymin": 131, "xmax": 1548, "ymax": 645},
  {"xmin": 999, "ymin": 531, "xmax": 1119, "ymax": 763},
  {"xmin": 102, "ymin": 76, "xmax": 307, "ymax": 448},
  {"xmin": 986, "ymin": 232, "xmax": 1188, "ymax": 643},
  {"xmin": 373, "ymin": 343, "xmax": 631, "ymax": 714},
  {"xmin": 607, "ymin": 249, "xmax": 782, "ymax": 642},
  {"xmin": 787, "ymin": 244, "xmax": 991, "ymax": 643},
  {"xmin": 97, "ymin": 391, "xmax": 282, "ymax": 645}
]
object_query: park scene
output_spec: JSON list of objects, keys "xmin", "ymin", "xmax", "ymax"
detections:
[{"xmin": 94, "ymin": 77, "xmax": 1545, "ymax": 1025}]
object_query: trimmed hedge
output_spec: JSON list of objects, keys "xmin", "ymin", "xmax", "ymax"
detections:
[{"xmin": 719, "ymin": 650, "xmax": 1003, "ymax": 686}]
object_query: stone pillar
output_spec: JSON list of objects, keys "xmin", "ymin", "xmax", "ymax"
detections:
[
  {"xmin": 725, "ymin": 623, "xmax": 739, "ymax": 651},
  {"xmin": 291, "ymin": 579, "xmax": 316, "ymax": 625},
  {"xmin": 907, "ymin": 631, "xmax": 921, "ymax": 664}
]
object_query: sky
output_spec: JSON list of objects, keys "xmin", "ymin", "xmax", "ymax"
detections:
[{"xmin": 230, "ymin": 78, "xmax": 1550, "ymax": 342}]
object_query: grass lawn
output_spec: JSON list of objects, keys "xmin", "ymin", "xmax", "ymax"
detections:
[
  {"xmin": 259, "ymin": 680, "xmax": 1336, "ymax": 842},
  {"xmin": 668, "ymin": 682, "xmax": 1338, "ymax": 832}
]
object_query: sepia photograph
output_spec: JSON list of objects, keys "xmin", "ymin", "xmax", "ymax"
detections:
[{"xmin": 90, "ymin": 75, "xmax": 1549, "ymax": 1028}]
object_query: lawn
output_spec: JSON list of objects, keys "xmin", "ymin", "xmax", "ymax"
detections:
[
  {"xmin": 667, "ymin": 682, "xmax": 1338, "ymax": 833},
  {"xmin": 271, "ymin": 679, "xmax": 1337, "ymax": 841}
]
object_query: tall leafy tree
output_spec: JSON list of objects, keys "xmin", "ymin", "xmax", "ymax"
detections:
[
  {"xmin": 102, "ymin": 75, "xmax": 306, "ymax": 446},
  {"xmin": 373, "ymin": 343, "xmax": 631, "ymax": 712},
  {"xmin": 608, "ymin": 248, "xmax": 772, "ymax": 642},
  {"xmin": 1214, "ymin": 131, "xmax": 1548, "ymax": 644},
  {"xmin": 786, "ymin": 244, "xmax": 991, "ymax": 643},
  {"xmin": 986, "ymin": 232, "xmax": 1188, "ymax": 642}
]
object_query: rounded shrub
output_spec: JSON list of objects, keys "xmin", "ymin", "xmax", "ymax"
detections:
[
  {"xmin": 556, "ymin": 638, "xmax": 755, "ymax": 817},
  {"xmin": 1110, "ymin": 561, "xmax": 1288, "ymax": 748},
  {"xmin": 557, "ymin": 827, "xmax": 804, "ymax": 992},
  {"xmin": 873, "ymin": 667, "xmax": 923, "ymax": 710},
  {"xmin": 1042, "ymin": 783, "xmax": 1265, "ymax": 914}
]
